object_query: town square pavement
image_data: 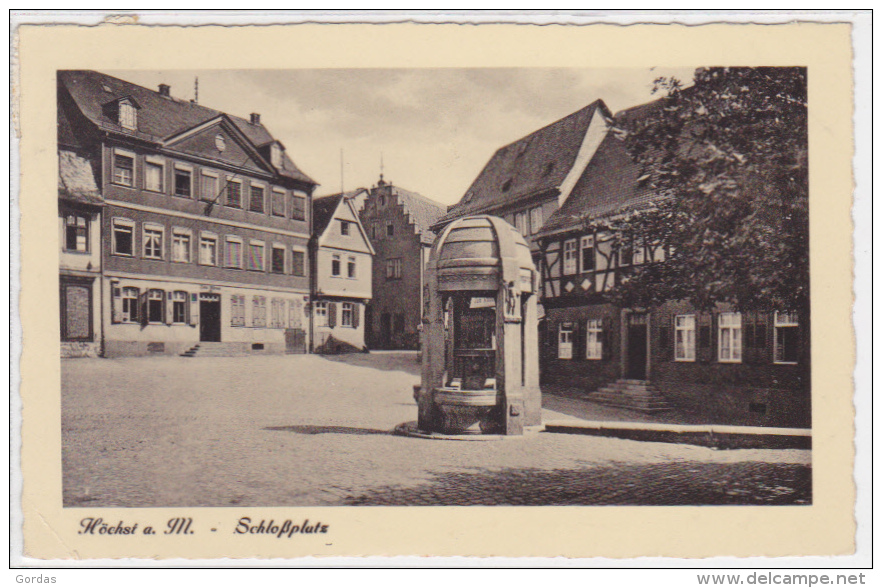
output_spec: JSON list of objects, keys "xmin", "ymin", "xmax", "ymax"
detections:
[{"xmin": 61, "ymin": 353, "xmax": 811, "ymax": 507}]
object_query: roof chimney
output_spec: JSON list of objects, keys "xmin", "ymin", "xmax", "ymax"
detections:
[
  {"xmin": 250, "ymin": 113, "xmax": 261, "ymax": 125},
  {"xmin": 158, "ymin": 84, "xmax": 170, "ymax": 97}
]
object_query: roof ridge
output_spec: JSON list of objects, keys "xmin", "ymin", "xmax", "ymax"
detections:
[{"xmin": 495, "ymin": 99, "xmax": 607, "ymax": 152}]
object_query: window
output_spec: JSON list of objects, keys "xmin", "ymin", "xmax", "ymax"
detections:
[
  {"xmin": 145, "ymin": 160, "xmax": 164, "ymax": 192},
  {"xmin": 386, "ymin": 221, "xmax": 394, "ymax": 237},
  {"xmin": 142, "ymin": 224, "xmax": 164, "ymax": 260},
  {"xmin": 580, "ymin": 236, "xmax": 595, "ymax": 272},
  {"xmin": 718, "ymin": 312, "xmax": 742, "ymax": 363},
  {"xmin": 288, "ymin": 300, "xmax": 302, "ymax": 328},
  {"xmin": 147, "ymin": 289, "xmax": 165, "ymax": 323},
  {"xmin": 247, "ymin": 241, "xmax": 265, "ymax": 271},
  {"xmin": 291, "ymin": 249, "xmax": 306, "ymax": 277},
  {"xmin": 341, "ymin": 302, "xmax": 354, "ymax": 327},
  {"xmin": 271, "ymin": 298, "xmax": 285, "ymax": 328},
  {"xmin": 586, "ymin": 319, "xmax": 603, "ymax": 359},
  {"xmin": 558, "ymin": 324, "xmax": 573, "ymax": 359},
  {"xmin": 340, "ymin": 220, "xmax": 350, "ymax": 236},
  {"xmin": 250, "ymin": 185, "xmax": 265, "ymax": 213},
  {"xmin": 171, "ymin": 229, "xmax": 191, "ymax": 263},
  {"xmin": 331, "ymin": 254, "xmax": 341, "ymax": 277},
  {"xmin": 226, "ymin": 179, "xmax": 242, "ymax": 208},
  {"xmin": 530, "ymin": 207, "xmax": 543, "ymax": 234},
  {"xmin": 291, "ymin": 194, "xmax": 307, "ymax": 221},
  {"xmin": 225, "ymin": 237, "xmax": 243, "ymax": 269},
  {"xmin": 563, "ymin": 239, "xmax": 578, "ymax": 275},
  {"xmin": 201, "ymin": 172, "xmax": 218, "ymax": 201},
  {"xmin": 314, "ymin": 301, "xmax": 328, "ymax": 327},
  {"xmin": 347, "ymin": 256, "xmax": 356, "ymax": 278},
  {"xmin": 230, "ymin": 295, "xmax": 246, "ymax": 327},
  {"xmin": 112, "ymin": 219, "xmax": 134, "ymax": 256},
  {"xmin": 199, "ymin": 233, "xmax": 218, "ymax": 266},
  {"xmin": 121, "ymin": 286, "xmax": 139, "ymax": 323},
  {"xmin": 64, "ymin": 212, "xmax": 89, "ymax": 252},
  {"xmin": 386, "ymin": 257, "xmax": 402, "ymax": 279},
  {"xmin": 113, "ymin": 151, "xmax": 134, "ymax": 186},
  {"xmin": 119, "ymin": 101, "xmax": 137, "ymax": 130},
  {"xmin": 174, "ymin": 167, "xmax": 192, "ymax": 198},
  {"xmin": 252, "ymin": 296, "xmax": 267, "ymax": 327},
  {"xmin": 515, "ymin": 211, "xmax": 528, "ymax": 236},
  {"xmin": 171, "ymin": 291, "xmax": 188, "ymax": 324},
  {"xmin": 60, "ymin": 280, "xmax": 92, "ymax": 341},
  {"xmin": 272, "ymin": 189, "xmax": 285, "ymax": 217},
  {"xmin": 774, "ymin": 311, "xmax": 799, "ymax": 364},
  {"xmin": 674, "ymin": 315, "xmax": 696, "ymax": 361},
  {"xmin": 271, "ymin": 245, "xmax": 285, "ymax": 274}
]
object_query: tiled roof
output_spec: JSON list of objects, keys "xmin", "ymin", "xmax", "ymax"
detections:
[
  {"xmin": 436, "ymin": 99, "xmax": 611, "ymax": 225},
  {"xmin": 58, "ymin": 149, "xmax": 104, "ymax": 206},
  {"xmin": 536, "ymin": 131, "xmax": 657, "ymax": 237},
  {"xmin": 387, "ymin": 185, "xmax": 446, "ymax": 245},
  {"xmin": 312, "ymin": 191, "xmax": 366, "ymax": 237},
  {"xmin": 58, "ymin": 70, "xmax": 316, "ymax": 186}
]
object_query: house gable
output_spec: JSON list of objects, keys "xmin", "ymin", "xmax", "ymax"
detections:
[
  {"xmin": 163, "ymin": 117, "xmax": 272, "ymax": 173},
  {"xmin": 318, "ymin": 197, "xmax": 374, "ymax": 255}
]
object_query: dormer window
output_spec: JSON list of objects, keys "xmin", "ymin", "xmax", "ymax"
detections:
[
  {"xmin": 270, "ymin": 143, "xmax": 282, "ymax": 167},
  {"xmin": 119, "ymin": 100, "xmax": 137, "ymax": 130}
]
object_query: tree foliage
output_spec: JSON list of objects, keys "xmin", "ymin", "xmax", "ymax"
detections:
[{"xmin": 597, "ymin": 67, "xmax": 808, "ymax": 312}]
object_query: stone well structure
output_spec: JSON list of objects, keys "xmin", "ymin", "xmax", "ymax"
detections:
[{"xmin": 416, "ymin": 215, "xmax": 541, "ymax": 436}]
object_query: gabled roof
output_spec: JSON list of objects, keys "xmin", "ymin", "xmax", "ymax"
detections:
[
  {"xmin": 58, "ymin": 70, "xmax": 316, "ymax": 186},
  {"xmin": 58, "ymin": 149, "xmax": 103, "ymax": 206},
  {"xmin": 385, "ymin": 185, "xmax": 446, "ymax": 245},
  {"xmin": 536, "ymin": 128, "xmax": 656, "ymax": 238},
  {"xmin": 312, "ymin": 190, "xmax": 367, "ymax": 236},
  {"xmin": 436, "ymin": 99, "xmax": 612, "ymax": 225}
]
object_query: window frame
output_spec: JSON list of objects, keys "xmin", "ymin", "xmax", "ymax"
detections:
[
  {"xmin": 171, "ymin": 291, "xmax": 189, "ymax": 324},
  {"xmin": 251, "ymin": 295, "xmax": 267, "ymax": 328},
  {"xmin": 224, "ymin": 236, "xmax": 243, "ymax": 269},
  {"xmin": 773, "ymin": 311, "xmax": 800, "ymax": 365},
  {"xmin": 530, "ymin": 206, "xmax": 543, "ymax": 235},
  {"xmin": 142, "ymin": 223, "xmax": 165, "ymax": 260},
  {"xmin": 171, "ymin": 227, "xmax": 192, "ymax": 263},
  {"xmin": 247, "ymin": 240, "xmax": 266, "ymax": 272},
  {"xmin": 331, "ymin": 254, "xmax": 341, "ymax": 277},
  {"xmin": 347, "ymin": 256, "xmax": 357, "ymax": 279},
  {"xmin": 514, "ymin": 211, "xmax": 528, "ymax": 236},
  {"xmin": 249, "ymin": 183, "xmax": 266, "ymax": 214},
  {"xmin": 270, "ymin": 244, "xmax": 286, "ymax": 274},
  {"xmin": 173, "ymin": 164, "xmax": 193, "ymax": 198},
  {"xmin": 111, "ymin": 218, "xmax": 135, "ymax": 257},
  {"xmin": 580, "ymin": 235, "xmax": 595, "ymax": 273},
  {"xmin": 199, "ymin": 231, "xmax": 219, "ymax": 266},
  {"xmin": 146, "ymin": 289, "xmax": 166, "ymax": 324},
  {"xmin": 226, "ymin": 177, "xmax": 243, "ymax": 209},
  {"xmin": 291, "ymin": 247, "xmax": 306, "ymax": 277},
  {"xmin": 144, "ymin": 156, "xmax": 165, "ymax": 193},
  {"xmin": 340, "ymin": 220, "xmax": 350, "ymax": 236},
  {"xmin": 558, "ymin": 324, "xmax": 573, "ymax": 360},
  {"xmin": 200, "ymin": 170, "xmax": 219, "ymax": 202},
  {"xmin": 386, "ymin": 257, "xmax": 402, "ymax": 280},
  {"xmin": 674, "ymin": 314, "xmax": 697, "ymax": 362},
  {"xmin": 118, "ymin": 100, "xmax": 137, "ymax": 130},
  {"xmin": 585, "ymin": 319, "xmax": 603, "ymax": 360},
  {"xmin": 112, "ymin": 148, "xmax": 136, "ymax": 187},
  {"xmin": 60, "ymin": 279, "xmax": 93, "ymax": 341},
  {"xmin": 63, "ymin": 210, "xmax": 90, "ymax": 253},
  {"xmin": 341, "ymin": 302, "xmax": 354, "ymax": 328},
  {"xmin": 121, "ymin": 286, "xmax": 140, "ymax": 323},
  {"xmin": 718, "ymin": 312, "xmax": 743, "ymax": 363},
  {"xmin": 314, "ymin": 301, "xmax": 329, "ymax": 328},
  {"xmin": 271, "ymin": 188, "xmax": 286, "ymax": 217},
  {"xmin": 290, "ymin": 193, "xmax": 307, "ymax": 221},
  {"xmin": 562, "ymin": 239, "xmax": 578, "ymax": 276},
  {"xmin": 386, "ymin": 221, "xmax": 394, "ymax": 237}
]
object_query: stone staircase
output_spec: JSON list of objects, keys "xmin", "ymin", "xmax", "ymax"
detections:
[
  {"xmin": 585, "ymin": 379, "xmax": 673, "ymax": 414},
  {"xmin": 180, "ymin": 342, "xmax": 251, "ymax": 358}
]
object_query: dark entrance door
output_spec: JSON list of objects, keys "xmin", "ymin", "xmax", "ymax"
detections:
[
  {"xmin": 380, "ymin": 313, "xmax": 391, "ymax": 349},
  {"xmin": 285, "ymin": 328, "xmax": 306, "ymax": 353},
  {"xmin": 199, "ymin": 294, "xmax": 221, "ymax": 342},
  {"xmin": 627, "ymin": 313, "xmax": 648, "ymax": 380}
]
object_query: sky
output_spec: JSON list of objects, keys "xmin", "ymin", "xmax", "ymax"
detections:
[{"xmin": 107, "ymin": 68, "xmax": 696, "ymax": 206}]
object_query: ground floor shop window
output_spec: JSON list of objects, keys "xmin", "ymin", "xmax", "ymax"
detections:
[
  {"xmin": 60, "ymin": 280, "xmax": 92, "ymax": 341},
  {"xmin": 718, "ymin": 312, "xmax": 742, "ymax": 363},
  {"xmin": 121, "ymin": 286, "xmax": 139, "ymax": 323},
  {"xmin": 558, "ymin": 324, "xmax": 573, "ymax": 359},
  {"xmin": 171, "ymin": 291, "xmax": 188, "ymax": 324},
  {"xmin": 146, "ymin": 289, "xmax": 165, "ymax": 323},
  {"xmin": 585, "ymin": 319, "xmax": 603, "ymax": 359},
  {"xmin": 774, "ymin": 311, "xmax": 799, "ymax": 364},
  {"xmin": 675, "ymin": 314, "xmax": 696, "ymax": 361}
]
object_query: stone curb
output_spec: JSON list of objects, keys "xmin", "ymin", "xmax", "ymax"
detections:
[{"xmin": 543, "ymin": 419, "xmax": 811, "ymax": 450}]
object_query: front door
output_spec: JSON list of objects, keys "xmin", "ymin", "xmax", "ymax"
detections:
[
  {"xmin": 199, "ymin": 295, "xmax": 221, "ymax": 342},
  {"xmin": 380, "ymin": 313, "xmax": 391, "ymax": 349},
  {"xmin": 626, "ymin": 313, "xmax": 648, "ymax": 380}
]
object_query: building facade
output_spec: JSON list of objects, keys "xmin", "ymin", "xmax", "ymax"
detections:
[
  {"xmin": 432, "ymin": 99, "xmax": 613, "ymax": 255},
  {"xmin": 59, "ymin": 70, "xmax": 317, "ymax": 357},
  {"xmin": 534, "ymin": 105, "xmax": 810, "ymax": 428},
  {"xmin": 358, "ymin": 177, "xmax": 446, "ymax": 350},
  {"xmin": 310, "ymin": 192, "xmax": 374, "ymax": 352}
]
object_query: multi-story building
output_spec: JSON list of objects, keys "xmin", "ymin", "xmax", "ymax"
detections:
[
  {"xmin": 432, "ymin": 99, "xmax": 613, "ymax": 255},
  {"xmin": 358, "ymin": 177, "xmax": 446, "ymax": 349},
  {"xmin": 58, "ymin": 70, "xmax": 317, "ymax": 357},
  {"xmin": 58, "ymin": 99, "xmax": 104, "ymax": 358},
  {"xmin": 534, "ymin": 102, "xmax": 810, "ymax": 428},
  {"xmin": 310, "ymin": 192, "xmax": 374, "ymax": 352}
]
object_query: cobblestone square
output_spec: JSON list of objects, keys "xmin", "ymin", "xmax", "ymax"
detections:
[{"xmin": 62, "ymin": 353, "xmax": 811, "ymax": 507}]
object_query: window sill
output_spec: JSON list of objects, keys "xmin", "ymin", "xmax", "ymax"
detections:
[
  {"xmin": 142, "ymin": 256, "xmax": 164, "ymax": 261},
  {"xmin": 111, "ymin": 182, "xmax": 135, "ymax": 189},
  {"xmin": 173, "ymin": 193, "xmax": 193, "ymax": 199},
  {"xmin": 674, "ymin": 358, "xmax": 696, "ymax": 363},
  {"xmin": 717, "ymin": 359, "xmax": 743, "ymax": 364},
  {"xmin": 585, "ymin": 356, "xmax": 603, "ymax": 361},
  {"xmin": 144, "ymin": 188, "xmax": 165, "ymax": 195},
  {"xmin": 63, "ymin": 249, "xmax": 91, "ymax": 255},
  {"xmin": 773, "ymin": 361, "xmax": 798, "ymax": 366},
  {"xmin": 111, "ymin": 252, "xmax": 135, "ymax": 258},
  {"xmin": 171, "ymin": 259, "xmax": 191, "ymax": 264}
]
